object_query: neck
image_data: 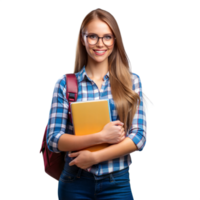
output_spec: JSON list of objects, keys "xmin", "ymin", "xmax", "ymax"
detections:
[{"xmin": 85, "ymin": 57, "xmax": 109, "ymax": 81}]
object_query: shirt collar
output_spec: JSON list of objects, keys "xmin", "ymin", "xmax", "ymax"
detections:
[{"xmin": 77, "ymin": 65, "xmax": 110, "ymax": 83}]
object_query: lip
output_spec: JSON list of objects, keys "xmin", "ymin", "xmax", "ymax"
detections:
[
  {"xmin": 93, "ymin": 49, "xmax": 107, "ymax": 56},
  {"xmin": 93, "ymin": 49, "xmax": 107, "ymax": 51}
]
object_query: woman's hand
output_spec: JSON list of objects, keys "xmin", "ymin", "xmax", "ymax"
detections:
[
  {"xmin": 68, "ymin": 150, "xmax": 97, "ymax": 169},
  {"xmin": 100, "ymin": 120, "xmax": 126, "ymax": 144}
]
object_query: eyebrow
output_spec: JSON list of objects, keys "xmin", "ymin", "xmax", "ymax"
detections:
[{"xmin": 86, "ymin": 32, "xmax": 113, "ymax": 35}]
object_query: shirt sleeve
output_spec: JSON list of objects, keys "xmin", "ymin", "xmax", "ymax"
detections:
[
  {"xmin": 127, "ymin": 73, "xmax": 147, "ymax": 151},
  {"xmin": 46, "ymin": 75, "xmax": 69, "ymax": 153}
]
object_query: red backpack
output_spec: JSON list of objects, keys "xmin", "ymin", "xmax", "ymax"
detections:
[{"xmin": 40, "ymin": 74, "xmax": 78, "ymax": 180}]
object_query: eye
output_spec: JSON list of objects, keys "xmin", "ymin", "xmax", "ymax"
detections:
[
  {"xmin": 104, "ymin": 35, "xmax": 112, "ymax": 39},
  {"xmin": 89, "ymin": 35, "xmax": 97, "ymax": 39}
]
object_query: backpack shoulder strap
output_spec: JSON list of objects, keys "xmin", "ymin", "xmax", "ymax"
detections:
[{"xmin": 66, "ymin": 74, "xmax": 78, "ymax": 123}]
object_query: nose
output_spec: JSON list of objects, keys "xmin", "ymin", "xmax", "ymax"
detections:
[{"xmin": 96, "ymin": 37, "xmax": 104, "ymax": 47}]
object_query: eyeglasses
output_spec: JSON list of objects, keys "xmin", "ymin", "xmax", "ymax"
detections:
[{"xmin": 82, "ymin": 33, "xmax": 116, "ymax": 46}]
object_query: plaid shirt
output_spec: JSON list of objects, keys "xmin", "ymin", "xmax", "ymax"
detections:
[{"xmin": 46, "ymin": 66, "xmax": 146, "ymax": 176}]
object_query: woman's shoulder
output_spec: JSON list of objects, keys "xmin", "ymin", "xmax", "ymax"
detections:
[
  {"xmin": 131, "ymin": 71, "xmax": 140, "ymax": 78},
  {"xmin": 130, "ymin": 71, "xmax": 141, "ymax": 83},
  {"xmin": 54, "ymin": 73, "xmax": 79, "ymax": 94},
  {"xmin": 54, "ymin": 74, "xmax": 66, "ymax": 91},
  {"xmin": 129, "ymin": 71, "xmax": 143, "ymax": 93}
]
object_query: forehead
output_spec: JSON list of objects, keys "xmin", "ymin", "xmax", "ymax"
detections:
[{"xmin": 85, "ymin": 18, "xmax": 112, "ymax": 35}]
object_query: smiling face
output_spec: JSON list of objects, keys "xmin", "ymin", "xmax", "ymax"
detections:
[{"xmin": 81, "ymin": 18, "xmax": 115, "ymax": 64}]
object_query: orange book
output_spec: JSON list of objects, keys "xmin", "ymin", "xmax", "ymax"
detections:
[{"xmin": 70, "ymin": 99, "xmax": 111, "ymax": 152}]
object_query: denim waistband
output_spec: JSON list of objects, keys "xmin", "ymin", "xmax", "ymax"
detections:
[{"xmin": 63, "ymin": 164, "xmax": 129, "ymax": 181}]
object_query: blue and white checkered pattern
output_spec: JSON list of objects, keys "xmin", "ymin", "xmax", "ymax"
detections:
[{"xmin": 46, "ymin": 65, "xmax": 146, "ymax": 176}]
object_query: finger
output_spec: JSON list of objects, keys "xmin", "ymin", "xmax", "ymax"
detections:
[
  {"xmin": 68, "ymin": 153, "xmax": 77, "ymax": 157},
  {"xmin": 113, "ymin": 120, "xmax": 124, "ymax": 126},
  {"xmin": 69, "ymin": 160, "xmax": 75, "ymax": 166},
  {"xmin": 69, "ymin": 153, "xmax": 78, "ymax": 157},
  {"xmin": 116, "ymin": 126, "xmax": 121, "ymax": 131}
]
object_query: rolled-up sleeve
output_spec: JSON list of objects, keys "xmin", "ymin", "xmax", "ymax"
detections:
[
  {"xmin": 46, "ymin": 75, "xmax": 69, "ymax": 153},
  {"xmin": 127, "ymin": 73, "xmax": 147, "ymax": 151}
]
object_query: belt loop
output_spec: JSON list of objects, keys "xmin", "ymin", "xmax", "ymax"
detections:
[{"xmin": 76, "ymin": 168, "xmax": 83, "ymax": 178}]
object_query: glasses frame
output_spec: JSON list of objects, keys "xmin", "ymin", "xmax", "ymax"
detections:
[{"xmin": 82, "ymin": 33, "xmax": 116, "ymax": 47}]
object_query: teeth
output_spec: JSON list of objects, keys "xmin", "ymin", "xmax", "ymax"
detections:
[{"xmin": 95, "ymin": 51, "xmax": 106, "ymax": 53}]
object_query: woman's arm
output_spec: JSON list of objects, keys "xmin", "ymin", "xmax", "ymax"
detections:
[
  {"xmin": 46, "ymin": 75, "xmax": 104, "ymax": 153},
  {"xmin": 93, "ymin": 137, "xmax": 137, "ymax": 164},
  {"xmin": 58, "ymin": 132, "xmax": 103, "ymax": 152},
  {"xmin": 91, "ymin": 74, "xmax": 146, "ymax": 163}
]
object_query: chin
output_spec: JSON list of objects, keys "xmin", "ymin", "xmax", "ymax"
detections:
[{"xmin": 93, "ymin": 57, "xmax": 107, "ymax": 63}]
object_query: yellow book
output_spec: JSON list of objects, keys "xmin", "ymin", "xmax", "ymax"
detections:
[{"xmin": 70, "ymin": 99, "xmax": 111, "ymax": 152}]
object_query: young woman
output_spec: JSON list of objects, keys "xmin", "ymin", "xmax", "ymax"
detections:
[{"xmin": 46, "ymin": 8, "xmax": 146, "ymax": 200}]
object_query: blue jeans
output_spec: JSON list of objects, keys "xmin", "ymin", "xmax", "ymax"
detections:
[{"xmin": 58, "ymin": 164, "xmax": 134, "ymax": 200}]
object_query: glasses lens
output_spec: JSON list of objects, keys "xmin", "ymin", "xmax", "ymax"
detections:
[
  {"xmin": 87, "ymin": 35, "xmax": 98, "ymax": 45},
  {"xmin": 103, "ymin": 36, "xmax": 114, "ymax": 46},
  {"xmin": 87, "ymin": 35, "xmax": 114, "ymax": 46}
]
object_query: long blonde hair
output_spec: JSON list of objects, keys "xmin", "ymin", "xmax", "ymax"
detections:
[{"xmin": 74, "ymin": 8, "xmax": 140, "ymax": 133}]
